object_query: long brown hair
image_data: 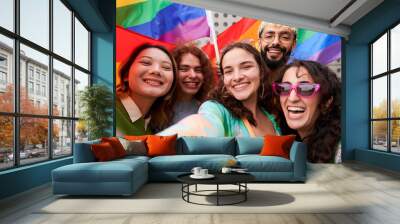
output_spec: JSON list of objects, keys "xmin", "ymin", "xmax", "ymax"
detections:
[
  {"xmin": 172, "ymin": 44, "xmax": 214, "ymax": 102},
  {"xmin": 117, "ymin": 43, "xmax": 178, "ymax": 132},
  {"xmin": 210, "ymin": 42, "xmax": 271, "ymax": 126},
  {"xmin": 275, "ymin": 60, "xmax": 341, "ymax": 163}
]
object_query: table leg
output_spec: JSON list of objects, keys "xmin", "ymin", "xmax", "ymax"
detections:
[
  {"xmin": 217, "ymin": 184, "xmax": 219, "ymax": 206},
  {"xmin": 245, "ymin": 183, "xmax": 247, "ymax": 201}
]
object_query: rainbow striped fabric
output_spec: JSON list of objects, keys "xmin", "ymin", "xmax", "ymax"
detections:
[
  {"xmin": 116, "ymin": 0, "xmax": 210, "ymax": 44},
  {"xmin": 202, "ymin": 18, "xmax": 261, "ymax": 60},
  {"xmin": 203, "ymin": 18, "xmax": 341, "ymax": 65},
  {"xmin": 292, "ymin": 29, "xmax": 341, "ymax": 64}
]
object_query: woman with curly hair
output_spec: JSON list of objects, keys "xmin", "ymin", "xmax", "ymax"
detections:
[
  {"xmin": 169, "ymin": 44, "xmax": 214, "ymax": 125},
  {"xmin": 116, "ymin": 43, "xmax": 177, "ymax": 136},
  {"xmin": 272, "ymin": 60, "xmax": 341, "ymax": 163},
  {"xmin": 159, "ymin": 42, "xmax": 281, "ymax": 137}
]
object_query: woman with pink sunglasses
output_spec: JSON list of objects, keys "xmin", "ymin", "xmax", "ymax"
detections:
[{"xmin": 273, "ymin": 60, "xmax": 341, "ymax": 163}]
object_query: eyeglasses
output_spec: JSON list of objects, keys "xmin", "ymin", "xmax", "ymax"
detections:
[{"xmin": 272, "ymin": 82, "xmax": 320, "ymax": 97}]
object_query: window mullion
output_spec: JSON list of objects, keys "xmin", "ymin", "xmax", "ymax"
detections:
[
  {"xmin": 71, "ymin": 11, "xmax": 76, "ymax": 154},
  {"xmin": 387, "ymin": 29, "xmax": 391, "ymax": 152},
  {"xmin": 370, "ymin": 45, "xmax": 373, "ymax": 149},
  {"xmin": 49, "ymin": 0, "xmax": 53, "ymax": 159}
]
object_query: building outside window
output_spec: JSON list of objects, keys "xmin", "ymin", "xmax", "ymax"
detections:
[
  {"xmin": 28, "ymin": 81, "xmax": 34, "ymax": 94},
  {"xmin": 0, "ymin": 54, "xmax": 7, "ymax": 67},
  {"xmin": 0, "ymin": 71, "xmax": 6, "ymax": 84},
  {"xmin": 370, "ymin": 23, "xmax": 400, "ymax": 154},
  {"xmin": 41, "ymin": 85, "xmax": 46, "ymax": 97},
  {"xmin": 0, "ymin": 54, "xmax": 7, "ymax": 89},
  {"xmin": 0, "ymin": 0, "xmax": 91, "ymax": 170},
  {"xmin": 28, "ymin": 67, "xmax": 34, "ymax": 80},
  {"xmin": 41, "ymin": 73, "xmax": 46, "ymax": 83},
  {"xmin": 35, "ymin": 83, "xmax": 40, "ymax": 95}
]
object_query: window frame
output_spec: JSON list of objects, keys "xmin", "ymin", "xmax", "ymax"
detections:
[
  {"xmin": 370, "ymin": 20, "xmax": 400, "ymax": 154},
  {"xmin": 0, "ymin": 0, "xmax": 92, "ymax": 171}
]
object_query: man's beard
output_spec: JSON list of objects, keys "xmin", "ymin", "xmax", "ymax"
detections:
[{"xmin": 261, "ymin": 45, "xmax": 291, "ymax": 70}]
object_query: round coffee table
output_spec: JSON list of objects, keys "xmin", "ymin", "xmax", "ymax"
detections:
[{"xmin": 177, "ymin": 172, "xmax": 255, "ymax": 206}]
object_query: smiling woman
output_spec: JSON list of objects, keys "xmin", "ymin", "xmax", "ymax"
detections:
[
  {"xmin": 273, "ymin": 60, "xmax": 341, "ymax": 163},
  {"xmin": 116, "ymin": 44, "xmax": 178, "ymax": 136},
  {"xmin": 159, "ymin": 42, "xmax": 281, "ymax": 137},
  {"xmin": 169, "ymin": 44, "xmax": 214, "ymax": 125}
]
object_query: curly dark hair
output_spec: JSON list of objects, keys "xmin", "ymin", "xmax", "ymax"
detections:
[
  {"xmin": 172, "ymin": 44, "xmax": 215, "ymax": 102},
  {"xmin": 274, "ymin": 60, "xmax": 341, "ymax": 163},
  {"xmin": 210, "ymin": 42, "xmax": 271, "ymax": 126},
  {"xmin": 117, "ymin": 43, "xmax": 178, "ymax": 132}
]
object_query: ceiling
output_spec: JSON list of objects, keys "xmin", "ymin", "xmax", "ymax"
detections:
[{"xmin": 173, "ymin": 0, "xmax": 384, "ymax": 38}]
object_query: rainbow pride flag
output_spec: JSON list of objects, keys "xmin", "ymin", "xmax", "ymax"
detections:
[
  {"xmin": 202, "ymin": 18, "xmax": 260, "ymax": 60},
  {"xmin": 203, "ymin": 17, "xmax": 341, "ymax": 65},
  {"xmin": 116, "ymin": 0, "xmax": 210, "ymax": 44},
  {"xmin": 291, "ymin": 29, "xmax": 341, "ymax": 64}
]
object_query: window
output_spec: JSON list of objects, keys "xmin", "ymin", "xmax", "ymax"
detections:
[
  {"xmin": 20, "ymin": 0, "xmax": 49, "ymax": 49},
  {"xmin": 0, "ymin": 54, "xmax": 7, "ymax": 67},
  {"xmin": 0, "ymin": 71, "xmax": 7, "ymax": 85},
  {"xmin": 28, "ymin": 67, "xmax": 34, "ymax": 80},
  {"xmin": 53, "ymin": 59, "xmax": 71, "ymax": 116},
  {"xmin": 42, "ymin": 85, "xmax": 46, "ymax": 97},
  {"xmin": 0, "ymin": 35, "xmax": 13, "ymax": 113},
  {"xmin": 35, "ymin": 70, "xmax": 41, "ymax": 81},
  {"xmin": 75, "ymin": 17, "xmax": 90, "ymax": 70},
  {"xmin": 370, "ymin": 23, "xmax": 400, "ymax": 154},
  {"xmin": 0, "ymin": 0, "xmax": 14, "ymax": 32},
  {"xmin": 0, "ymin": 54, "xmax": 7, "ymax": 87},
  {"xmin": 36, "ymin": 83, "xmax": 40, "ymax": 95},
  {"xmin": 0, "ymin": 0, "xmax": 91, "ymax": 170},
  {"xmin": 28, "ymin": 81, "xmax": 34, "ymax": 94}
]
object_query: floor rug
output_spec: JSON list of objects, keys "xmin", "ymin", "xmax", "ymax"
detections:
[{"xmin": 38, "ymin": 183, "xmax": 361, "ymax": 214}]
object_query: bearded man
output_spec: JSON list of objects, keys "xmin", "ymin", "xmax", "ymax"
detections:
[
  {"xmin": 258, "ymin": 22, "xmax": 297, "ymax": 130},
  {"xmin": 258, "ymin": 22, "xmax": 297, "ymax": 73}
]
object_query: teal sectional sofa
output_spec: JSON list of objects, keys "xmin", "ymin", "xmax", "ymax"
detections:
[{"xmin": 52, "ymin": 136, "xmax": 307, "ymax": 196}]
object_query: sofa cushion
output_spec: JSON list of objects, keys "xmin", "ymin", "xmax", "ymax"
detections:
[
  {"xmin": 119, "ymin": 138, "xmax": 147, "ymax": 156},
  {"xmin": 101, "ymin": 137, "xmax": 127, "ymax": 158},
  {"xmin": 260, "ymin": 135, "xmax": 296, "ymax": 159},
  {"xmin": 115, "ymin": 155, "xmax": 150, "ymax": 164},
  {"xmin": 235, "ymin": 137, "xmax": 264, "ymax": 155},
  {"xmin": 73, "ymin": 140, "xmax": 100, "ymax": 163},
  {"xmin": 177, "ymin": 137, "xmax": 236, "ymax": 155},
  {"xmin": 91, "ymin": 142, "xmax": 118, "ymax": 161},
  {"xmin": 52, "ymin": 159, "xmax": 146, "ymax": 183},
  {"xmin": 148, "ymin": 154, "xmax": 235, "ymax": 172},
  {"xmin": 147, "ymin": 134, "xmax": 177, "ymax": 157},
  {"xmin": 236, "ymin": 155, "xmax": 293, "ymax": 172},
  {"xmin": 125, "ymin": 135, "xmax": 148, "ymax": 141}
]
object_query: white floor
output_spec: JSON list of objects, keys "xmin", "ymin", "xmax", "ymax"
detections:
[{"xmin": 1, "ymin": 162, "xmax": 400, "ymax": 224}]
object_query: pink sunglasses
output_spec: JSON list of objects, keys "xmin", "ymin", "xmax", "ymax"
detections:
[{"xmin": 272, "ymin": 82, "xmax": 321, "ymax": 97}]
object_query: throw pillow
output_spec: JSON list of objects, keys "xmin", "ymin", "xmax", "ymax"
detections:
[
  {"xmin": 119, "ymin": 138, "xmax": 147, "ymax": 156},
  {"xmin": 91, "ymin": 142, "xmax": 117, "ymax": 161},
  {"xmin": 125, "ymin": 135, "xmax": 148, "ymax": 141},
  {"xmin": 146, "ymin": 134, "xmax": 177, "ymax": 157},
  {"xmin": 259, "ymin": 135, "xmax": 296, "ymax": 159},
  {"xmin": 101, "ymin": 137, "xmax": 126, "ymax": 158}
]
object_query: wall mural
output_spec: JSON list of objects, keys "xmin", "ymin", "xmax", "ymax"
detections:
[{"xmin": 116, "ymin": 0, "xmax": 341, "ymax": 163}]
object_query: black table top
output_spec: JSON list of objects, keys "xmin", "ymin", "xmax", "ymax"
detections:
[{"xmin": 177, "ymin": 172, "xmax": 255, "ymax": 185}]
